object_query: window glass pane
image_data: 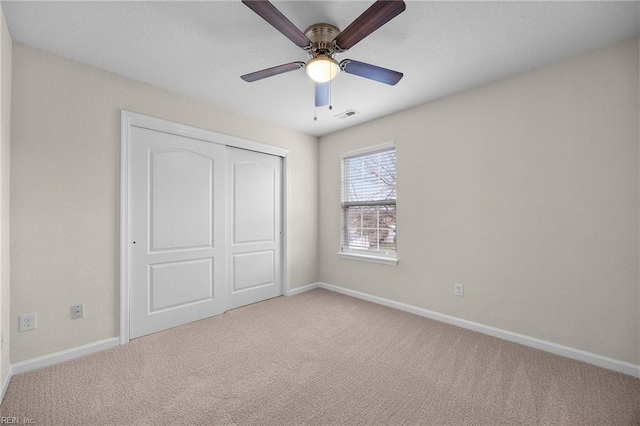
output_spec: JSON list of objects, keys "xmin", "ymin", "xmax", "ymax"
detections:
[
  {"xmin": 342, "ymin": 149, "xmax": 396, "ymax": 203},
  {"xmin": 343, "ymin": 205, "xmax": 396, "ymax": 254}
]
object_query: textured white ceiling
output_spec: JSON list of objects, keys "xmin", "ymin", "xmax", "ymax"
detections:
[{"xmin": 3, "ymin": 1, "xmax": 639, "ymax": 137}]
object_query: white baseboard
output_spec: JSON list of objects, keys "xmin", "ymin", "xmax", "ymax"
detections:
[
  {"xmin": 11, "ymin": 337, "xmax": 120, "ymax": 376},
  {"xmin": 0, "ymin": 365, "xmax": 12, "ymax": 403},
  {"xmin": 287, "ymin": 282, "xmax": 320, "ymax": 296},
  {"xmin": 318, "ymin": 282, "xmax": 640, "ymax": 378}
]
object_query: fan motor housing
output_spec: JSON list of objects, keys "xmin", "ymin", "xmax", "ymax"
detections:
[{"xmin": 305, "ymin": 24, "xmax": 340, "ymax": 56}]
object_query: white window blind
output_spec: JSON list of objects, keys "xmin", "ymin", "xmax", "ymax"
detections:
[{"xmin": 341, "ymin": 145, "xmax": 396, "ymax": 258}]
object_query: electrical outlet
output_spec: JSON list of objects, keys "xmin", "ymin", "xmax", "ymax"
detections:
[
  {"xmin": 454, "ymin": 283, "xmax": 464, "ymax": 297},
  {"xmin": 19, "ymin": 313, "xmax": 37, "ymax": 332},
  {"xmin": 305, "ymin": 261, "xmax": 310, "ymax": 271},
  {"xmin": 71, "ymin": 304, "xmax": 84, "ymax": 319}
]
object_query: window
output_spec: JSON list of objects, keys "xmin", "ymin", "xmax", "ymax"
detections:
[{"xmin": 340, "ymin": 143, "xmax": 397, "ymax": 265}]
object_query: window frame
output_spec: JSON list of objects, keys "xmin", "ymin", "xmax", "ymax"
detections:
[{"xmin": 338, "ymin": 142, "xmax": 398, "ymax": 266}]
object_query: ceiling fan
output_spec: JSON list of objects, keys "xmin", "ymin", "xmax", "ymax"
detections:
[{"xmin": 241, "ymin": 0, "xmax": 406, "ymax": 109}]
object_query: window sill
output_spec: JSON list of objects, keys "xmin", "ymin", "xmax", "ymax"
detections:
[{"xmin": 338, "ymin": 252, "xmax": 398, "ymax": 266}]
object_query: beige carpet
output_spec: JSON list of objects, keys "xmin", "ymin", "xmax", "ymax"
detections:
[{"xmin": 1, "ymin": 289, "xmax": 639, "ymax": 425}]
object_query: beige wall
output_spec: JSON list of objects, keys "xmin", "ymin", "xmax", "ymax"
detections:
[
  {"xmin": 319, "ymin": 37, "xmax": 640, "ymax": 364},
  {"xmin": 0, "ymin": 8, "xmax": 11, "ymax": 384},
  {"xmin": 10, "ymin": 44, "xmax": 319, "ymax": 363}
]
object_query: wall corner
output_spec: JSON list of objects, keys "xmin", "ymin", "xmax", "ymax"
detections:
[{"xmin": 0, "ymin": 4, "xmax": 12, "ymax": 397}]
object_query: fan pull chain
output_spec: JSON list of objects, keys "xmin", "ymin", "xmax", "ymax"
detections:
[
  {"xmin": 313, "ymin": 81, "xmax": 317, "ymax": 121},
  {"xmin": 329, "ymin": 60, "xmax": 333, "ymax": 110},
  {"xmin": 329, "ymin": 78, "xmax": 333, "ymax": 111}
]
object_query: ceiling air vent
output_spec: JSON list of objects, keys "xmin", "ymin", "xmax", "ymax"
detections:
[{"xmin": 335, "ymin": 109, "xmax": 359, "ymax": 120}]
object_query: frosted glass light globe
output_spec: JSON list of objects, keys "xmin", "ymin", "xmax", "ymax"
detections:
[{"xmin": 306, "ymin": 56, "xmax": 340, "ymax": 83}]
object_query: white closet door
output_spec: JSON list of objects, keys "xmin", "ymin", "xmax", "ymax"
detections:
[
  {"xmin": 129, "ymin": 126, "xmax": 226, "ymax": 339},
  {"xmin": 227, "ymin": 147, "xmax": 283, "ymax": 310}
]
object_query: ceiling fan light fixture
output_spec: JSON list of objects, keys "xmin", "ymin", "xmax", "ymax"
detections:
[{"xmin": 306, "ymin": 56, "xmax": 340, "ymax": 83}]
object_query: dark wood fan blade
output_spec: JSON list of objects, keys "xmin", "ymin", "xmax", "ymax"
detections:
[
  {"xmin": 315, "ymin": 82, "xmax": 329, "ymax": 107},
  {"xmin": 333, "ymin": 0, "xmax": 406, "ymax": 51},
  {"xmin": 241, "ymin": 62, "xmax": 305, "ymax": 82},
  {"xmin": 242, "ymin": 0, "xmax": 312, "ymax": 48},
  {"xmin": 340, "ymin": 59, "xmax": 403, "ymax": 85}
]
